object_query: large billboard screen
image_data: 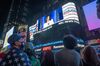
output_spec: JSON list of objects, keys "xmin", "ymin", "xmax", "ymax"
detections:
[
  {"xmin": 62, "ymin": 2, "xmax": 79, "ymax": 21},
  {"xmin": 83, "ymin": 0, "xmax": 100, "ymax": 30},
  {"xmin": 29, "ymin": 20, "xmax": 39, "ymax": 40},
  {"xmin": 38, "ymin": 2, "xmax": 79, "ymax": 30},
  {"xmin": 38, "ymin": 7, "xmax": 63, "ymax": 29},
  {"xmin": 30, "ymin": 2, "xmax": 85, "ymax": 47}
]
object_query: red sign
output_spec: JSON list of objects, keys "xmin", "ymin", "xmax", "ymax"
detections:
[{"xmin": 42, "ymin": 46, "xmax": 52, "ymax": 51}]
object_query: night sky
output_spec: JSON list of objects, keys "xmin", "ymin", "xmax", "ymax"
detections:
[
  {"xmin": 0, "ymin": 0, "xmax": 47, "ymax": 26},
  {"xmin": 0, "ymin": 0, "xmax": 12, "ymax": 23},
  {"xmin": 0, "ymin": 0, "xmax": 47, "ymax": 38},
  {"xmin": 0, "ymin": 0, "xmax": 12, "ymax": 38},
  {"xmin": 0, "ymin": 0, "xmax": 44, "ymax": 25}
]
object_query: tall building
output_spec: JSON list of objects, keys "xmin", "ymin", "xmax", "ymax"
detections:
[{"xmin": 2, "ymin": 0, "xmax": 30, "ymax": 39}]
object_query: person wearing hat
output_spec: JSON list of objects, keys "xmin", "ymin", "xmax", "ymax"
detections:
[{"xmin": 0, "ymin": 33, "xmax": 32, "ymax": 66}]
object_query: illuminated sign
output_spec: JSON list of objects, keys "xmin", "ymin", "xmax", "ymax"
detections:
[
  {"xmin": 42, "ymin": 46, "xmax": 52, "ymax": 51},
  {"xmin": 29, "ymin": 20, "xmax": 39, "ymax": 40},
  {"xmin": 83, "ymin": 1, "xmax": 100, "ymax": 30},
  {"xmin": 35, "ymin": 48, "xmax": 41, "ymax": 52},
  {"xmin": 62, "ymin": 2, "xmax": 79, "ymax": 23},
  {"xmin": 29, "ymin": 24, "xmax": 38, "ymax": 33},
  {"xmin": 88, "ymin": 39, "xmax": 100, "ymax": 44},
  {"xmin": 77, "ymin": 44, "xmax": 85, "ymax": 47},
  {"xmin": 29, "ymin": 32, "xmax": 34, "ymax": 40},
  {"xmin": 53, "ymin": 45, "xmax": 64, "ymax": 49}
]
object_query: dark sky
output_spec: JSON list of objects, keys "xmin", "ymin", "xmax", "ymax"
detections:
[
  {"xmin": 0, "ymin": 0, "xmax": 46, "ymax": 26},
  {"xmin": 0, "ymin": 0, "xmax": 12, "ymax": 38},
  {"xmin": 0, "ymin": 0, "xmax": 47, "ymax": 38},
  {"xmin": 0, "ymin": 0, "xmax": 12, "ymax": 23}
]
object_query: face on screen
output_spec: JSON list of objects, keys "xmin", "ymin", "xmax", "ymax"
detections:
[
  {"xmin": 46, "ymin": 16, "xmax": 50, "ymax": 23},
  {"xmin": 43, "ymin": 15, "xmax": 54, "ymax": 28}
]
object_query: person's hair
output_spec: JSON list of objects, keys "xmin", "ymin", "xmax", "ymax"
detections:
[
  {"xmin": 81, "ymin": 45, "xmax": 99, "ymax": 65},
  {"xmin": 18, "ymin": 28, "xmax": 26, "ymax": 33},
  {"xmin": 63, "ymin": 34, "xmax": 77, "ymax": 49}
]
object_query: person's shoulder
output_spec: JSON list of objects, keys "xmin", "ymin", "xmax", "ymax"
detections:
[
  {"xmin": 55, "ymin": 49, "xmax": 65, "ymax": 56},
  {"xmin": 73, "ymin": 50, "xmax": 80, "ymax": 57}
]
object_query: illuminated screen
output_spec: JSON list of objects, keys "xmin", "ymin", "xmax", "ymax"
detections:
[
  {"xmin": 3, "ymin": 26, "xmax": 14, "ymax": 48},
  {"xmin": 62, "ymin": 2, "xmax": 79, "ymax": 21},
  {"xmin": 83, "ymin": 0, "xmax": 100, "ymax": 30},
  {"xmin": 32, "ymin": 2, "xmax": 85, "ymax": 47},
  {"xmin": 29, "ymin": 20, "xmax": 38, "ymax": 32},
  {"xmin": 29, "ymin": 21, "xmax": 38, "ymax": 40},
  {"xmin": 38, "ymin": 7, "xmax": 63, "ymax": 29},
  {"xmin": 38, "ymin": 2, "xmax": 79, "ymax": 30}
]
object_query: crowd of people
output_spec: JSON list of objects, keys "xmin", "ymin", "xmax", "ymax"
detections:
[
  {"xmin": 0, "ymin": 31, "xmax": 100, "ymax": 66},
  {"xmin": 0, "ymin": 0, "xmax": 100, "ymax": 65}
]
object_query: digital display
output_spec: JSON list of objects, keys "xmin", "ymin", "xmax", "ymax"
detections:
[
  {"xmin": 42, "ymin": 46, "xmax": 52, "ymax": 51},
  {"xmin": 62, "ymin": 2, "xmax": 79, "ymax": 22},
  {"xmin": 38, "ymin": 7, "xmax": 63, "ymax": 29},
  {"xmin": 31, "ymin": 2, "xmax": 84, "ymax": 47},
  {"xmin": 38, "ymin": 2, "xmax": 80, "ymax": 30},
  {"xmin": 83, "ymin": 0, "xmax": 100, "ymax": 30},
  {"xmin": 29, "ymin": 21, "xmax": 38, "ymax": 40}
]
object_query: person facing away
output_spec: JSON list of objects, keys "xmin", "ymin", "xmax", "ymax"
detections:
[
  {"xmin": 54, "ymin": 34, "xmax": 81, "ymax": 66},
  {"xmin": 0, "ymin": 33, "xmax": 31, "ymax": 66},
  {"xmin": 81, "ymin": 45, "xmax": 100, "ymax": 66}
]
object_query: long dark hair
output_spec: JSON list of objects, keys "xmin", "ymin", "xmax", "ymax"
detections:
[{"xmin": 81, "ymin": 45, "xmax": 100, "ymax": 66}]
